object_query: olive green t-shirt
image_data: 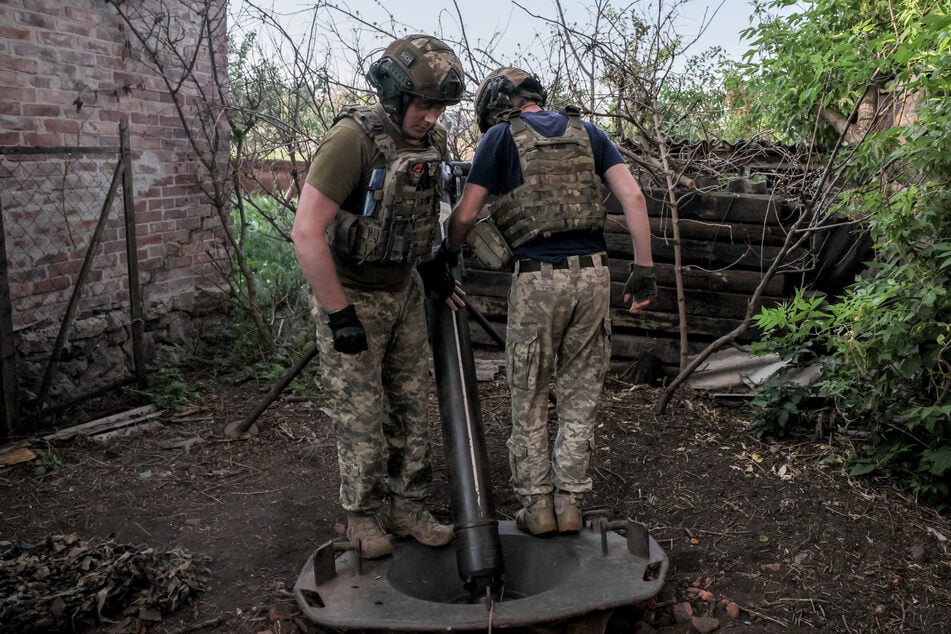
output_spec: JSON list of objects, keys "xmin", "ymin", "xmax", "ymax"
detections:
[{"xmin": 304, "ymin": 104, "xmax": 448, "ymax": 291}]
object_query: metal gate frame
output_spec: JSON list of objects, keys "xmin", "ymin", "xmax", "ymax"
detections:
[{"xmin": 0, "ymin": 120, "xmax": 146, "ymax": 440}]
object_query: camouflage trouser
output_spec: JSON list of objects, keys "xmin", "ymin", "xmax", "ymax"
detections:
[
  {"xmin": 506, "ymin": 254, "xmax": 611, "ymax": 500},
  {"xmin": 313, "ymin": 273, "xmax": 434, "ymax": 514}
]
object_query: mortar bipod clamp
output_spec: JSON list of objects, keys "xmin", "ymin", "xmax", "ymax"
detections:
[
  {"xmin": 584, "ymin": 510, "xmax": 651, "ymax": 560},
  {"xmin": 310, "ymin": 538, "xmax": 366, "ymax": 585}
]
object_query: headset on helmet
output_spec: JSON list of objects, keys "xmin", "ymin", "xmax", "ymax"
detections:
[
  {"xmin": 366, "ymin": 34, "xmax": 465, "ymax": 123},
  {"xmin": 473, "ymin": 67, "xmax": 547, "ymax": 133}
]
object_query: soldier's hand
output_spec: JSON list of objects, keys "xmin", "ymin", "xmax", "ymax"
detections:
[
  {"xmin": 417, "ymin": 240, "xmax": 460, "ymax": 303},
  {"xmin": 327, "ymin": 304, "xmax": 368, "ymax": 354},
  {"xmin": 623, "ymin": 264, "xmax": 657, "ymax": 314}
]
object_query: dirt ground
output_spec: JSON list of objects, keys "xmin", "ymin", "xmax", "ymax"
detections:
[{"xmin": 2, "ymin": 352, "xmax": 950, "ymax": 634}]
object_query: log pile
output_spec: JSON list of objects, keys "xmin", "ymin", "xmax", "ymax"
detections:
[{"xmin": 459, "ymin": 189, "xmax": 803, "ymax": 376}]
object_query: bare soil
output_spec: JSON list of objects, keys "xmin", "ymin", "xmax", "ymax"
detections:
[{"xmin": 2, "ymin": 354, "xmax": 950, "ymax": 633}]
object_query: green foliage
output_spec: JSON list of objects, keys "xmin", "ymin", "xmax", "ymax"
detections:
[
  {"xmin": 750, "ymin": 379, "xmax": 809, "ymax": 436},
  {"xmin": 659, "ymin": 48, "xmax": 743, "ymax": 142},
  {"xmin": 227, "ymin": 32, "xmax": 335, "ymax": 158},
  {"xmin": 750, "ymin": 289, "xmax": 830, "ymax": 436},
  {"xmin": 739, "ymin": 0, "xmax": 906, "ymax": 143},
  {"xmin": 743, "ymin": 0, "xmax": 951, "ymax": 507},
  {"xmin": 216, "ymin": 194, "xmax": 318, "ymax": 388},
  {"xmin": 232, "ymin": 195, "xmax": 307, "ymax": 324},
  {"xmin": 32, "ymin": 447, "xmax": 61, "ymax": 477},
  {"xmin": 141, "ymin": 366, "xmax": 195, "ymax": 411}
]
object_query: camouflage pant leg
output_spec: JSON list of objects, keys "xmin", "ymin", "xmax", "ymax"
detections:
[
  {"xmin": 550, "ymin": 265, "xmax": 611, "ymax": 494},
  {"xmin": 378, "ymin": 273, "xmax": 434, "ymax": 504},
  {"xmin": 505, "ymin": 267, "xmax": 562, "ymax": 499},
  {"xmin": 506, "ymin": 259, "xmax": 611, "ymax": 499},
  {"xmin": 314, "ymin": 275, "xmax": 433, "ymax": 513}
]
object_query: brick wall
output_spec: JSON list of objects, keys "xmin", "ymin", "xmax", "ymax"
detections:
[{"xmin": 1, "ymin": 0, "xmax": 231, "ymax": 412}]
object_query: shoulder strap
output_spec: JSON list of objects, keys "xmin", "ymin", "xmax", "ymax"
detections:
[
  {"xmin": 560, "ymin": 105, "xmax": 587, "ymax": 137},
  {"xmin": 333, "ymin": 105, "xmax": 399, "ymax": 161}
]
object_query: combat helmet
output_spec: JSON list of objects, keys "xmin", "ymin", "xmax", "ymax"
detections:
[
  {"xmin": 367, "ymin": 34, "xmax": 465, "ymax": 123},
  {"xmin": 473, "ymin": 66, "xmax": 548, "ymax": 132}
]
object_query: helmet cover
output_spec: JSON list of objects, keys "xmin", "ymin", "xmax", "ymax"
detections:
[
  {"xmin": 473, "ymin": 66, "xmax": 547, "ymax": 132},
  {"xmin": 367, "ymin": 34, "xmax": 465, "ymax": 121}
]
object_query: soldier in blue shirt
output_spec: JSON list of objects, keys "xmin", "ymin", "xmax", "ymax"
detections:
[{"xmin": 444, "ymin": 67, "xmax": 657, "ymax": 535}]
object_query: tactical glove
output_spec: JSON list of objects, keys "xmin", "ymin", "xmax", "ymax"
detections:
[
  {"xmin": 417, "ymin": 240, "xmax": 459, "ymax": 301},
  {"xmin": 623, "ymin": 264, "xmax": 658, "ymax": 304},
  {"xmin": 327, "ymin": 304, "xmax": 368, "ymax": 354}
]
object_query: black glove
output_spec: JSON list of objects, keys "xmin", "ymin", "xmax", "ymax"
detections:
[
  {"xmin": 417, "ymin": 240, "xmax": 459, "ymax": 301},
  {"xmin": 623, "ymin": 264, "xmax": 658, "ymax": 304},
  {"xmin": 327, "ymin": 304, "xmax": 368, "ymax": 354}
]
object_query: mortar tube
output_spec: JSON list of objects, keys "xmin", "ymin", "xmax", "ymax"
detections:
[{"xmin": 426, "ymin": 288, "xmax": 505, "ymax": 603}]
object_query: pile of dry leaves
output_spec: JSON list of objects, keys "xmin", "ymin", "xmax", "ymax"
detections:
[{"xmin": 0, "ymin": 534, "xmax": 209, "ymax": 633}]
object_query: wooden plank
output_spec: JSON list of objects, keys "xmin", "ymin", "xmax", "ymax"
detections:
[
  {"xmin": 461, "ymin": 261, "xmax": 788, "ymax": 297},
  {"xmin": 463, "ymin": 295, "xmax": 761, "ymax": 343},
  {"xmin": 605, "ymin": 213, "xmax": 792, "ymax": 246},
  {"xmin": 605, "ymin": 261, "xmax": 786, "ymax": 296},
  {"xmin": 641, "ymin": 190, "xmax": 798, "ymax": 226},
  {"xmin": 0, "ymin": 445, "xmax": 36, "ymax": 467},
  {"xmin": 605, "ymin": 232, "xmax": 803, "ymax": 271},
  {"xmin": 609, "ymin": 307, "xmax": 760, "ymax": 342},
  {"xmin": 42, "ymin": 405, "xmax": 162, "ymax": 441},
  {"xmin": 610, "ymin": 282, "xmax": 783, "ymax": 320},
  {"xmin": 94, "ymin": 421, "xmax": 163, "ymax": 442},
  {"xmin": 607, "ymin": 190, "xmax": 797, "ymax": 225},
  {"xmin": 608, "ymin": 332, "xmax": 708, "ymax": 366}
]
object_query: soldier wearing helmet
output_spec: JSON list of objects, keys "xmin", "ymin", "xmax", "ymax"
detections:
[
  {"xmin": 291, "ymin": 34, "xmax": 465, "ymax": 560},
  {"xmin": 368, "ymin": 34, "xmax": 465, "ymax": 127},
  {"xmin": 473, "ymin": 67, "xmax": 548, "ymax": 133},
  {"xmin": 442, "ymin": 66, "xmax": 657, "ymax": 536}
]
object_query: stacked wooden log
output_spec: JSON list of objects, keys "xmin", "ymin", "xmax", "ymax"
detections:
[{"xmin": 459, "ymin": 189, "xmax": 802, "ymax": 376}]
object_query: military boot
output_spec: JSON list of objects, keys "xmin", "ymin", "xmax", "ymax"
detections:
[
  {"xmin": 384, "ymin": 498, "xmax": 453, "ymax": 547},
  {"xmin": 346, "ymin": 512, "xmax": 392, "ymax": 559},
  {"xmin": 553, "ymin": 491, "xmax": 583, "ymax": 532},
  {"xmin": 515, "ymin": 494, "xmax": 557, "ymax": 535}
]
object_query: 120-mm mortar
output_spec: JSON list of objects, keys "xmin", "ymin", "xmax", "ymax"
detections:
[
  {"xmin": 293, "ymin": 279, "xmax": 668, "ymax": 631},
  {"xmin": 425, "ymin": 287, "xmax": 506, "ymax": 603}
]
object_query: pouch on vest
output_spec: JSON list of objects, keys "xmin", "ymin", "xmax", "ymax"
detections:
[
  {"xmin": 466, "ymin": 217, "xmax": 513, "ymax": 271},
  {"xmin": 327, "ymin": 105, "xmax": 443, "ymax": 265}
]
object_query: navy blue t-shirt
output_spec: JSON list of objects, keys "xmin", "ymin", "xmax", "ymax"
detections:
[{"xmin": 466, "ymin": 109, "xmax": 624, "ymax": 261}]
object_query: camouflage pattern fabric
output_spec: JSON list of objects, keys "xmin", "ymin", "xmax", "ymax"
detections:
[
  {"xmin": 313, "ymin": 273, "xmax": 434, "ymax": 513},
  {"xmin": 381, "ymin": 34, "xmax": 465, "ymax": 103},
  {"xmin": 505, "ymin": 255, "xmax": 611, "ymax": 500}
]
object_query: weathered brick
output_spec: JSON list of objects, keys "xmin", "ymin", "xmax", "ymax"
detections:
[
  {"xmin": 13, "ymin": 42, "xmax": 58, "ymax": 63},
  {"xmin": 64, "ymin": 6, "xmax": 100, "ymax": 24},
  {"xmin": 0, "ymin": 25, "xmax": 32, "ymax": 40},
  {"xmin": 15, "ymin": 10, "xmax": 55, "ymax": 30},
  {"xmin": 43, "ymin": 118, "xmax": 82, "ymax": 136},
  {"xmin": 5, "ymin": 0, "xmax": 230, "ymax": 377},
  {"xmin": 37, "ymin": 31, "xmax": 76, "ymax": 48},
  {"xmin": 1, "ymin": 53, "xmax": 39, "ymax": 74},
  {"xmin": 22, "ymin": 104, "xmax": 62, "ymax": 117},
  {"xmin": 24, "ymin": 0, "xmax": 64, "ymax": 15},
  {"xmin": 23, "ymin": 131, "xmax": 65, "ymax": 146}
]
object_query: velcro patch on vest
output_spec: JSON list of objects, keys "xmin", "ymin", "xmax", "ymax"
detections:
[{"xmin": 408, "ymin": 161, "xmax": 433, "ymax": 190}]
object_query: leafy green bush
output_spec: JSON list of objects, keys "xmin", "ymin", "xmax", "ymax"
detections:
[
  {"xmin": 745, "ymin": 0, "xmax": 950, "ymax": 508},
  {"xmin": 140, "ymin": 366, "xmax": 195, "ymax": 411},
  {"xmin": 233, "ymin": 194, "xmax": 310, "ymax": 333},
  {"xmin": 212, "ymin": 194, "xmax": 318, "ymax": 390}
]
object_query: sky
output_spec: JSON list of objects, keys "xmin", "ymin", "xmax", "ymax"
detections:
[{"xmin": 231, "ymin": 0, "xmax": 788, "ymax": 68}]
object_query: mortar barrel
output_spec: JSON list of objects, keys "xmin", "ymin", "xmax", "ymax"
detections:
[{"xmin": 426, "ymin": 290, "xmax": 505, "ymax": 601}]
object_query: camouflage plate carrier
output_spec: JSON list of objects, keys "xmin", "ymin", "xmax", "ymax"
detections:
[
  {"xmin": 328, "ymin": 105, "xmax": 444, "ymax": 265},
  {"xmin": 490, "ymin": 107, "xmax": 605, "ymax": 248}
]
